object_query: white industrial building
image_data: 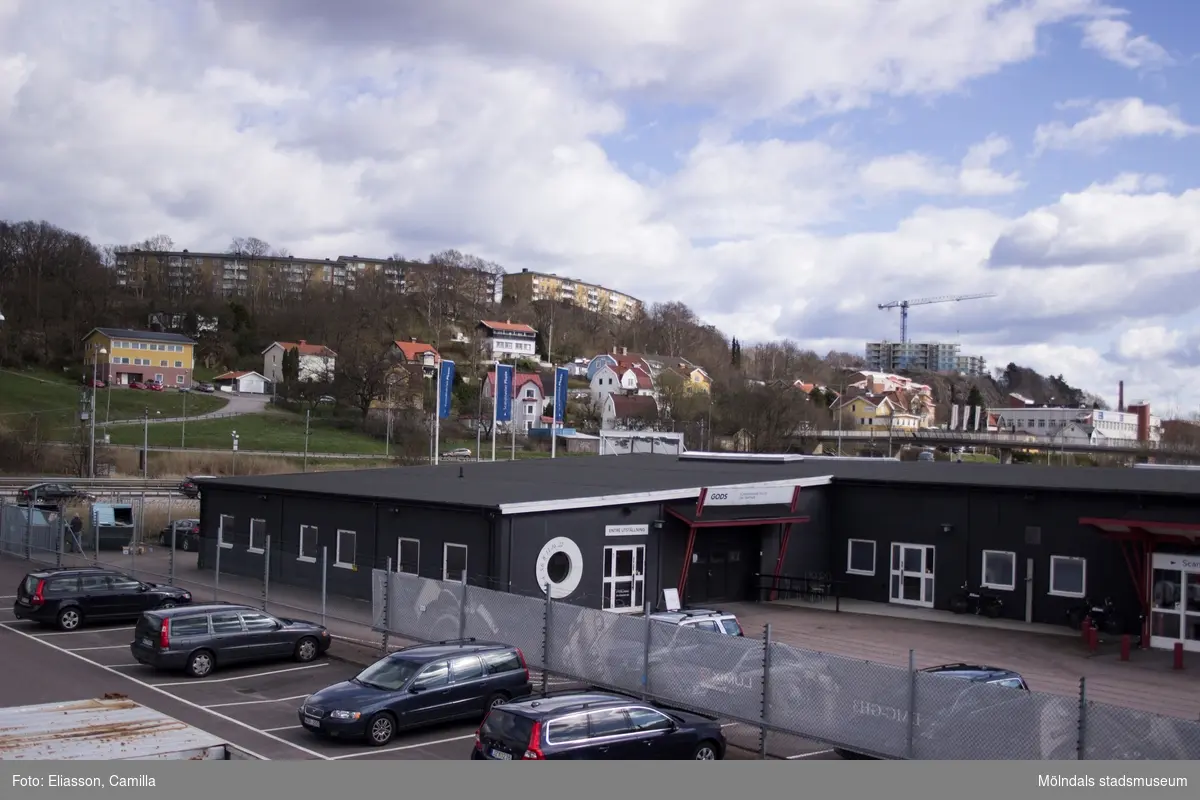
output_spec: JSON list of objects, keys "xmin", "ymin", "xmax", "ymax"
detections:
[{"xmin": 990, "ymin": 405, "xmax": 1162, "ymax": 444}]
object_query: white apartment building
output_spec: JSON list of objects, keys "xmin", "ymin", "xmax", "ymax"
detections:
[{"xmin": 990, "ymin": 406, "xmax": 1162, "ymax": 443}]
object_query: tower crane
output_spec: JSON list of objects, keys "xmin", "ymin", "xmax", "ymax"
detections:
[{"xmin": 877, "ymin": 293, "xmax": 996, "ymax": 345}]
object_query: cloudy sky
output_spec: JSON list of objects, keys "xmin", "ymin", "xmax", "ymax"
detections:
[{"xmin": 2, "ymin": 1, "xmax": 1199, "ymax": 412}]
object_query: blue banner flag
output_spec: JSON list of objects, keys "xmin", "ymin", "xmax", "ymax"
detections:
[
  {"xmin": 553, "ymin": 366, "xmax": 569, "ymax": 423},
  {"xmin": 494, "ymin": 364, "xmax": 514, "ymax": 423},
  {"xmin": 437, "ymin": 360, "xmax": 455, "ymax": 419}
]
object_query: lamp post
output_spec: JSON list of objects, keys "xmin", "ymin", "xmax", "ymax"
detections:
[
  {"xmin": 89, "ymin": 345, "xmax": 107, "ymax": 477},
  {"xmin": 141, "ymin": 408, "xmax": 150, "ymax": 479}
]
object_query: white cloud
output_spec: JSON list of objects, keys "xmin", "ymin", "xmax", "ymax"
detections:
[
  {"xmin": 1116, "ymin": 326, "xmax": 1185, "ymax": 361},
  {"xmin": 1081, "ymin": 18, "xmax": 1173, "ymax": 69},
  {"xmin": 1034, "ymin": 98, "xmax": 1199, "ymax": 153},
  {"xmin": 860, "ymin": 135, "xmax": 1023, "ymax": 196}
]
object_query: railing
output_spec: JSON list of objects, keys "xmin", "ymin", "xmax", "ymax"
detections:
[
  {"xmin": 801, "ymin": 429, "xmax": 1192, "ymax": 454},
  {"xmin": 754, "ymin": 572, "xmax": 843, "ymax": 610}
]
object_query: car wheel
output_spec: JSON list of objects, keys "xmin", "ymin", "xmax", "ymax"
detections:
[
  {"xmin": 181, "ymin": 537, "xmax": 191, "ymax": 552},
  {"xmin": 294, "ymin": 636, "xmax": 320, "ymax": 663},
  {"xmin": 366, "ymin": 713, "xmax": 396, "ymax": 747},
  {"xmin": 56, "ymin": 607, "xmax": 83, "ymax": 632},
  {"xmin": 159, "ymin": 600, "xmax": 177, "ymax": 610},
  {"xmin": 485, "ymin": 692, "xmax": 509, "ymax": 710},
  {"xmin": 186, "ymin": 650, "xmax": 215, "ymax": 678},
  {"xmin": 693, "ymin": 740, "xmax": 720, "ymax": 760}
]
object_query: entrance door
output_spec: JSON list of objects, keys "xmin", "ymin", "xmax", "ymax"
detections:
[
  {"xmin": 602, "ymin": 544, "xmax": 645, "ymax": 613},
  {"xmin": 1150, "ymin": 557, "xmax": 1200, "ymax": 654},
  {"xmin": 687, "ymin": 533, "xmax": 749, "ymax": 605},
  {"xmin": 889, "ymin": 543, "xmax": 935, "ymax": 608}
]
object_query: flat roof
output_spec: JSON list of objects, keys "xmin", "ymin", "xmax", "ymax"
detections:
[{"xmin": 200, "ymin": 453, "xmax": 1200, "ymax": 514}]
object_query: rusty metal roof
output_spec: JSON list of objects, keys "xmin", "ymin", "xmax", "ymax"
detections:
[{"xmin": 0, "ymin": 696, "xmax": 229, "ymax": 759}]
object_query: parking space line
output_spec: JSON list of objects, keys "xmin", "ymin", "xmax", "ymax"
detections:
[
  {"xmin": 105, "ymin": 663, "xmax": 144, "ymax": 668},
  {"xmin": 205, "ymin": 694, "xmax": 310, "ymax": 709},
  {"xmin": 329, "ymin": 733, "xmax": 476, "ymax": 759},
  {"xmin": 153, "ymin": 663, "xmax": 329, "ymax": 688},
  {"xmin": 33, "ymin": 625, "xmax": 135, "ymax": 636},
  {"xmin": 263, "ymin": 725, "xmax": 303, "ymax": 733},
  {"xmin": 67, "ymin": 644, "xmax": 129, "ymax": 651},
  {"xmin": 0, "ymin": 595, "xmax": 14, "ymax": 599},
  {"xmin": 0, "ymin": 624, "xmax": 329, "ymax": 761},
  {"xmin": 787, "ymin": 749, "xmax": 835, "ymax": 759},
  {"xmin": 720, "ymin": 723, "xmax": 737, "ymax": 728}
]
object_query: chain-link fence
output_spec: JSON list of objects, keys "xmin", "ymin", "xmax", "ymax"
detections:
[{"xmin": 372, "ymin": 567, "xmax": 1200, "ymax": 760}]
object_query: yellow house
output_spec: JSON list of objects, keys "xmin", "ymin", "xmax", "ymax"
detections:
[
  {"xmin": 836, "ymin": 394, "xmax": 922, "ymax": 432},
  {"xmin": 685, "ymin": 367, "xmax": 712, "ymax": 393},
  {"xmin": 83, "ymin": 328, "xmax": 197, "ymax": 388}
]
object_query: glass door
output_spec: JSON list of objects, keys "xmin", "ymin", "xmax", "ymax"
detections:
[
  {"xmin": 1150, "ymin": 567, "xmax": 1183, "ymax": 650},
  {"xmin": 1186, "ymin": 572, "xmax": 1200, "ymax": 653},
  {"xmin": 890, "ymin": 543, "xmax": 935, "ymax": 608},
  {"xmin": 602, "ymin": 545, "xmax": 645, "ymax": 613}
]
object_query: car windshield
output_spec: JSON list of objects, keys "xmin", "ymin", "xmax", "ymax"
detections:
[{"xmin": 353, "ymin": 656, "xmax": 422, "ymax": 690}]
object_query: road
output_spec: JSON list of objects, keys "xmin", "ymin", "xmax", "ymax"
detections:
[{"xmin": 99, "ymin": 394, "xmax": 269, "ymax": 426}]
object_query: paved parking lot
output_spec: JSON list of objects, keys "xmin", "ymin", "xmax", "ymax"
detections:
[{"xmin": 0, "ymin": 553, "xmax": 832, "ymax": 760}]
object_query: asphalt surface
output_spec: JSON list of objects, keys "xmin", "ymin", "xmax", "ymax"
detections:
[{"xmin": 0, "ymin": 555, "xmax": 835, "ymax": 761}]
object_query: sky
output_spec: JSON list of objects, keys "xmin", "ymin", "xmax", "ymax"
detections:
[{"xmin": 1, "ymin": 0, "xmax": 1199, "ymax": 413}]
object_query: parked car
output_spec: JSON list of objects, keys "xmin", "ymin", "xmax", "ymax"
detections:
[
  {"xmin": 196, "ymin": 383, "xmax": 215, "ymax": 393},
  {"xmin": 299, "ymin": 638, "xmax": 533, "ymax": 746},
  {"xmin": 158, "ymin": 519, "xmax": 201, "ymax": 551},
  {"xmin": 129, "ymin": 381, "xmax": 145, "ymax": 389},
  {"xmin": 18, "ymin": 482, "xmax": 84, "ymax": 505},
  {"xmin": 442, "ymin": 447, "xmax": 472, "ymax": 458},
  {"xmin": 918, "ymin": 451, "xmax": 935, "ymax": 462},
  {"xmin": 83, "ymin": 378, "xmax": 105, "ymax": 388},
  {"xmin": 472, "ymin": 691, "xmax": 727, "ymax": 760},
  {"xmin": 131, "ymin": 604, "xmax": 331, "ymax": 678},
  {"xmin": 177, "ymin": 476, "xmax": 215, "ymax": 499},
  {"xmin": 648, "ymin": 608, "xmax": 744, "ymax": 636},
  {"xmin": 145, "ymin": 380, "xmax": 165, "ymax": 392},
  {"xmin": 12, "ymin": 567, "xmax": 192, "ymax": 631}
]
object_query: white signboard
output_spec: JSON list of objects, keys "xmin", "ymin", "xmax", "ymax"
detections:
[
  {"xmin": 605, "ymin": 524, "xmax": 649, "ymax": 537},
  {"xmin": 703, "ymin": 483, "xmax": 796, "ymax": 507}
]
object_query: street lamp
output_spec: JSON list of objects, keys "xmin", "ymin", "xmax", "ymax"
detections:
[{"xmin": 89, "ymin": 345, "xmax": 107, "ymax": 477}]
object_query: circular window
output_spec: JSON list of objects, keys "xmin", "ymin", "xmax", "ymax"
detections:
[
  {"xmin": 534, "ymin": 536, "xmax": 583, "ymax": 599},
  {"xmin": 546, "ymin": 551, "xmax": 571, "ymax": 584}
]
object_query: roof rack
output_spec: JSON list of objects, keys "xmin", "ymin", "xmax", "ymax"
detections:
[{"xmin": 435, "ymin": 637, "xmax": 477, "ymax": 646}]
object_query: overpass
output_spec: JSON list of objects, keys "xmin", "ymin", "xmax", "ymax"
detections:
[{"xmin": 795, "ymin": 429, "xmax": 1200, "ymax": 462}]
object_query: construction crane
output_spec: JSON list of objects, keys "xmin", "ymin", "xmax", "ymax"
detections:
[{"xmin": 877, "ymin": 293, "xmax": 996, "ymax": 345}]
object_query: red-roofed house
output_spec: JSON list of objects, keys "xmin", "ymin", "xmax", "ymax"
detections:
[
  {"xmin": 212, "ymin": 370, "xmax": 268, "ymax": 394},
  {"xmin": 589, "ymin": 359, "xmax": 655, "ymax": 405},
  {"xmin": 262, "ymin": 340, "xmax": 337, "ymax": 383},
  {"xmin": 477, "ymin": 320, "xmax": 538, "ymax": 361},
  {"xmin": 602, "ymin": 394, "xmax": 659, "ymax": 430},
  {"xmin": 484, "ymin": 370, "xmax": 544, "ymax": 432},
  {"xmin": 390, "ymin": 338, "xmax": 440, "ymax": 373}
]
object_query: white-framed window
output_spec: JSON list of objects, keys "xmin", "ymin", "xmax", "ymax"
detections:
[
  {"xmin": 218, "ymin": 514, "xmax": 234, "ymax": 549},
  {"xmin": 176, "ymin": 375, "xmax": 184, "ymax": 384},
  {"xmin": 174, "ymin": 360, "xmax": 183, "ymax": 368},
  {"xmin": 846, "ymin": 539, "xmax": 876, "ymax": 576},
  {"xmin": 981, "ymin": 550, "xmax": 1017, "ymax": 591},
  {"xmin": 159, "ymin": 360, "xmax": 168, "ymax": 367},
  {"xmin": 155, "ymin": 373, "xmax": 164, "ymax": 383},
  {"xmin": 298, "ymin": 524, "xmax": 318, "ymax": 563},
  {"xmin": 398, "ymin": 538, "xmax": 420, "ymax": 575},
  {"xmin": 335, "ymin": 529, "xmax": 356, "ymax": 569},
  {"xmin": 443, "ymin": 543, "xmax": 468, "ymax": 583},
  {"xmin": 1049, "ymin": 556, "xmax": 1086, "ymax": 598},
  {"xmin": 248, "ymin": 518, "xmax": 266, "ymax": 554}
]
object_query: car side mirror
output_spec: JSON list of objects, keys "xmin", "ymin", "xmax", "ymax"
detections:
[{"xmin": 409, "ymin": 684, "xmax": 425, "ymax": 694}]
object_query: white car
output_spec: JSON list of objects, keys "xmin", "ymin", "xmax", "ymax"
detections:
[{"xmin": 442, "ymin": 447, "xmax": 472, "ymax": 458}]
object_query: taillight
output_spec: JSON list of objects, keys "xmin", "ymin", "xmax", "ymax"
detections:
[
  {"xmin": 515, "ymin": 648, "xmax": 530, "ymax": 681},
  {"xmin": 474, "ymin": 721, "xmax": 484, "ymax": 751},
  {"xmin": 159, "ymin": 619, "xmax": 170, "ymax": 649},
  {"xmin": 522, "ymin": 721, "xmax": 544, "ymax": 760},
  {"xmin": 30, "ymin": 580, "xmax": 45, "ymax": 606}
]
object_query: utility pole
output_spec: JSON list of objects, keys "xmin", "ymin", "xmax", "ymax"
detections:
[
  {"xmin": 88, "ymin": 345, "xmax": 106, "ymax": 477},
  {"xmin": 142, "ymin": 408, "xmax": 149, "ymax": 479},
  {"xmin": 181, "ymin": 388, "xmax": 187, "ymax": 449},
  {"xmin": 303, "ymin": 410, "xmax": 310, "ymax": 472}
]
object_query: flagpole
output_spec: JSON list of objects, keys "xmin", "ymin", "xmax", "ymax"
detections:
[
  {"xmin": 491, "ymin": 369, "xmax": 498, "ymax": 462},
  {"xmin": 510, "ymin": 376, "xmax": 516, "ymax": 461},
  {"xmin": 551, "ymin": 366, "xmax": 559, "ymax": 460},
  {"xmin": 433, "ymin": 360, "xmax": 441, "ymax": 466}
]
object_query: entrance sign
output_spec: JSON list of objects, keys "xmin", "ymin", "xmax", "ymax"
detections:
[
  {"xmin": 605, "ymin": 524, "xmax": 648, "ymax": 537},
  {"xmin": 701, "ymin": 483, "xmax": 796, "ymax": 508}
]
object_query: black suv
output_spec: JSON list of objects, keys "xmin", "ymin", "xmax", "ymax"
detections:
[
  {"xmin": 158, "ymin": 519, "xmax": 201, "ymax": 551},
  {"xmin": 131, "ymin": 604, "xmax": 331, "ymax": 678},
  {"xmin": 299, "ymin": 638, "xmax": 533, "ymax": 747},
  {"xmin": 13, "ymin": 567, "xmax": 192, "ymax": 631},
  {"xmin": 473, "ymin": 692, "xmax": 727, "ymax": 760}
]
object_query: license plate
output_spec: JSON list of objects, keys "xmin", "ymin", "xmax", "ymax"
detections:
[
  {"xmin": 490, "ymin": 749, "xmax": 512, "ymax": 760},
  {"xmin": 303, "ymin": 716, "xmax": 320, "ymax": 728},
  {"xmin": 140, "ymin": 637, "xmax": 153, "ymax": 647}
]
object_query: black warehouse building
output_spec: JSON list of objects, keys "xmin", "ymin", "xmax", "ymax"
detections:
[{"xmin": 197, "ymin": 453, "xmax": 1200, "ymax": 655}]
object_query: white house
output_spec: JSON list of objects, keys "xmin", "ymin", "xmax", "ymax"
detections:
[
  {"xmin": 1050, "ymin": 422, "xmax": 1104, "ymax": 445},
  {"xmin": 212, "ymin": 370, "xmax": 268, "ymax": 394},
  {"xmin": 601, "ymin": 394, "xmax": 659, "ymax": 430},
  {"xmin": 476, "ymin": 320, "xmax": 538, "ymax": 361},
  {"xmin": 262, "ymin": 340, "xmax": 337, "ymax": 383},
  {"xmin": 589, "ymin": 360, "xmax": 655, "ymax": 406},
  {"xmin": 485, "ymin": 370, "xmax": 545, "ymax": 432}
]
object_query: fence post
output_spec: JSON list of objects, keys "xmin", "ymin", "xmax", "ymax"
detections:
[
  {"xmin": 759, "ymin": 623, "xmax": 773, "ymax": 758},
  {"xmin": 641, "ymin": 601, "xmax": 652, "ymax": 700},
  {"xmin": 93, "ymin": 515, "xmax": 100, "ymax": 567},
  {"xmin": 541, "ymin": 583, "xmax": 552, "ymax": 697},
  {"xmin": 213, "ymin": 535, "xmax": 222, "ymax": 601},
  {"xmin": 320, "ymin": 547, "xmax": 328, "ymax": 626},
  {"xmin": 24, "ymin": 499, "xmax": 32, "ymax": 561},
  {"xmin": 262, "ymin": 534, "xmax": 271, "ymax": 611},
  {"xmin": 1076, "ymin": 677, "xmax": 1087, "ymax": 760},
  {"xmin": 169, "ymin": 524, "xmax": 176, "ymax": 585},
  {"xmin": 458, "ymin": 580, "xmax": 469, "ymax": 640},
  {"xmin": 382, "ymin": 557, "xmax": 392, "ymax": 656},
  {"xmin": 55, "ymin": 503, "xmax": 64, "ymax": 568},
  {"xmin": 906, "ymin": 649, "xmax": 916, "ymax": 759}
]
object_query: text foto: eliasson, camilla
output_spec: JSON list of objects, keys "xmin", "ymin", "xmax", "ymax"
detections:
[{"xmin": 12, "ymin": 775, "xmax": 156, "ymax": 788}]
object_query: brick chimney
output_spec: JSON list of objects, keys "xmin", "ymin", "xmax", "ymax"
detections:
[
  {"xmin": 1118, "ymin": 381, "xmax": 1124, "ymax": 412},
  {"xmin": 1128, "ymin": 402, "xmax": 1151, "ymax": 441}
]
